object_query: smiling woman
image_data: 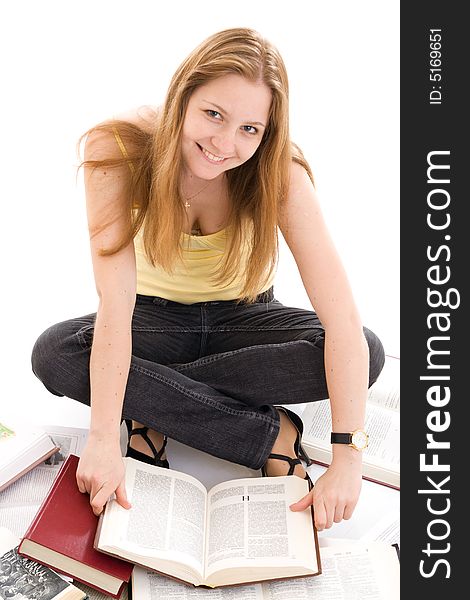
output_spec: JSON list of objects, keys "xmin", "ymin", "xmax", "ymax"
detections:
[
  {"xmin": 30, "ymin": 27, "xmax": 385, "ymax": 533},
  {"xmin": 181, "ymin": 75, "xmax": 271, "ymax": 176}
]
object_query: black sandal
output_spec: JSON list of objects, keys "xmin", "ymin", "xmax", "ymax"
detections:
[
  {"xmin": 261, "ymin": 407, "xmax": 313, "ymax": 480},
  {"xmin": 125, "ymin": 420, "xmax": 169, "ymax": 468}
]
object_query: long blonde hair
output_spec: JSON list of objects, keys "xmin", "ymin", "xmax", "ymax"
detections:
[{"xmin": 78, "ymin": 28, "xmax": 313, "ymax": 303}]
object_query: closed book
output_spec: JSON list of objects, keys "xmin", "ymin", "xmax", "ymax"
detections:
[
  {"xmin": 18, "ymin": 454, "xmax": 133, "ymax": 599},
  {"xmin": 0, "ymin": 419, "xmax": 59, "ymax": 492}
]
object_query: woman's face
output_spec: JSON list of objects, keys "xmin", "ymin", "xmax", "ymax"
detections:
[{"xmin": 181, "ymin": 74, "xmax": 272, "ymax": 180}]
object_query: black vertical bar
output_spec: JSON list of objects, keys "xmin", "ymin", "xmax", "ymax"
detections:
[{"xmin": 401, "ymin": 2, "xmax": 466, "ymax": 597}]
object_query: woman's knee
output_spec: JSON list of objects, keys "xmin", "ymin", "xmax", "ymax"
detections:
[
  {"xmin": 31, "ymin": 317, "xmax": 94, "ymax": 398},
  {"xmin": 363, "ymin": 327, "xmax": 386, "ymax": 386},
  {"xmin": 31, "ymin": 323, "xmax": 67, "ymax": 394},
  {"xmin": 299, "ymin": 324, "xmax": 385, "ymax": 387}
]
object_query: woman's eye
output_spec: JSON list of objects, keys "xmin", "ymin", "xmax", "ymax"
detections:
[
  {"xmin": 242, "ymin": 125, "xmax": 258, "ymax": 135},
  {"xmin": 206, "ymin": 110, "xmax": 221, "ymax": 119}
]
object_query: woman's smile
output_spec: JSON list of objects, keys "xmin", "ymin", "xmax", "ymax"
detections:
[{"xmin": 196, "ymin": 143, "xmax": 227, "ymax": 164}]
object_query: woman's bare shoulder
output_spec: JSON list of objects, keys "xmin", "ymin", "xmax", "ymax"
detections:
[
  {"xmin": 85, "ymin": 105, "xmax": 160, "ymax": 158},
  {"xmin": 112, "ymin": 104, "xmax": 160, "ymax": 133}
]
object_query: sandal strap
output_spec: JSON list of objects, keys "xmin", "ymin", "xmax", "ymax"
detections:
[
  {"xmin": 126, "ymin": 422, "xmax": 168, "ymax": 466},
  {"xmin": 266, "ymin": 452, "xmax": 302, "ymax": 476},
  {"xmin": 275, "ymin": 407, "xmax": 314, "ymax": 467},
  {"xmin": 126, "ymin": 446, "xmax": 170, "ymax": 468},
  {"xmin": 261, "ymin": 407, "xmax": 311, "ymax": 478}
]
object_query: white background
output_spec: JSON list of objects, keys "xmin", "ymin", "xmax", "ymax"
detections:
[{"xmin": 0, "ymin": 0, "xmax": 399, "ymax": 426}]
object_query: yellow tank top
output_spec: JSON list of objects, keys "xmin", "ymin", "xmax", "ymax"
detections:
[{"xmin": 113, "ymin": 128, "xmax": 275, "ymax": 303}]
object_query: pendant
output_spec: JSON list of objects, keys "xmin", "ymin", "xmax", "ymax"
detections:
[{"xmin": 184, "ymin": 201, "xmax": 191, "ymax": 208}]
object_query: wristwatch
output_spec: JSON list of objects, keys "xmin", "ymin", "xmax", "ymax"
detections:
[{"xmin": 331, "ymin": 429, "xmax": 369, "ymax": 451}]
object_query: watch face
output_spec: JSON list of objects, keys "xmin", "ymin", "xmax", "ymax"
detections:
[{"xmin": 351, "ymin": 430, "xmax": 369, "ymax": 450}]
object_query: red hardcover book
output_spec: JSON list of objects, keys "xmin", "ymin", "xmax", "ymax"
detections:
[{"xmin": 18, "ymin": 454, "xmax": 133, "ymax": 598}]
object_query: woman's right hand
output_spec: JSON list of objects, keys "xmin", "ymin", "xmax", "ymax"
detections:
[
  {"xmin": 76, "ymin": 432, "xmax": 132, "ymax": 516},
  {"xmin": 80, "ymin": 126, "xmax": 136, "ymax": 518}
]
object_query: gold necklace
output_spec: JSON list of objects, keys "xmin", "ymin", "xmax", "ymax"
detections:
[{"xmin": 183, "ymin": 180, "xmax": 213, "ymax": 208}]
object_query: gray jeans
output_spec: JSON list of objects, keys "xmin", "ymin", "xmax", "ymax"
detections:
[{"xmin": 31, "ymin": 287, "xmax": 385, "ymax": 470}]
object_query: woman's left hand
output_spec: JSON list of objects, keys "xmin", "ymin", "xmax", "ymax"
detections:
[{"xmin": 289, "ymin": 457, "xmax": 362, "ymax": 530}]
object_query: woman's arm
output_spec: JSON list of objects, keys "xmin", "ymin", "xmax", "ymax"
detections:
[
  {"xmin": 279, "ymin": 162, "xmax": 369, "ymax": 530},
  {"xmin": 75, "ymin": 128, "xmax": 136, "ymax": 516}
]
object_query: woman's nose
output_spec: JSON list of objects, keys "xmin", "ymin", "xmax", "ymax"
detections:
[{"xmin": 211, "ymin": 130, "xmax": 236, "ymax": 156}]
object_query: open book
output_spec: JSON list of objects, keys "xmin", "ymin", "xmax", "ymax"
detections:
[
  {"xmin": 94, "ymin": 458, "xmax": 321, "ymax": 588},
  {"xmin": 0, "ymin": 419, "xmax": 58, "ymax": 492},
  {"xmin": 301, "ymin": 355, "xmax": 400, "ymax": 489},
  {"xmin": 131, "ymin": 539, "xmax": 399, "ymax": 599}
]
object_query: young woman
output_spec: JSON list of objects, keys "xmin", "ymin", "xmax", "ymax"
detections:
[{"xmin": 31, "ymin": 28, "xmax": 385, "ymax": 531}]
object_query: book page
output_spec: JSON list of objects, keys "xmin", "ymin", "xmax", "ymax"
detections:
[
  {"xmin": 302, "ymin": 401, "xmax": 400, "ymax": 471},
  {"xmin": 73, "ymin": 582, "xmax": 129, "ymax": 599},
  {"xmin": 307, "ymin": 463, "xmax": 400, "ymax": 543},
  {"xmin": 132, "ymin": 567, "xmax": 264, "ymax": 599},
  {"xmin": 0, "ymin": 426, "xmax": 88, "ymax": 537},
  {"xmin": 367, "ymin": 356, "xmax": 400, "ymax": 411},
  {"xmin": 130, "ymin": 543, "xmax": 399, "ymax": 600},
  {"xmin": 99, "ymin": 459, "xmax": 207, "ymax": 578},
  {"xmin": 43, "ymin": 425, "xmax": 88, "ymax": 464},
  {"xmin": 0, "ymin": 464, "xmax": 78, "ymax": 539},
  {"xmin": 368, "ymin": 382, "xmax": 400, "ymax": 411},
  {"xmin": 261, "ymin": 542, "xmax": 399, "ymax": 599},
  {"xmin": 359, "ymin": 510, "xmax": 400, "ymax": 545},
  {"xmin": 204, "ymin": 476, "xmax": 317, "ymax": 582},
  {"xmin": 0, "ymin": 527, "xmax": 20, "ymax": 555}
]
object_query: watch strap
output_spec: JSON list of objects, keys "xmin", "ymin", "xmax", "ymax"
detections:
[{"xmin": 330, "ymin": 432, "xmax": 352, "ymax": 444}]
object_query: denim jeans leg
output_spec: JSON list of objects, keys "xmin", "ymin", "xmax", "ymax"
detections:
[
  {"xmin": 31, "ymin": 313, "xmax": 280, "ymax": 470},
  {"xmin": 169, "ymin": 339, "xmax": 328, "ymax": 407},
  {"xmin": 31, "ymin": 292, "xmax": 385, "ymax": 471},
  {"xmin": 125, "ymin": 358, "xmax": 279, "ymax": 469},
  {"xmin": 191, "ymin": 297, "xmax": 386, "ymax": 407}
]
